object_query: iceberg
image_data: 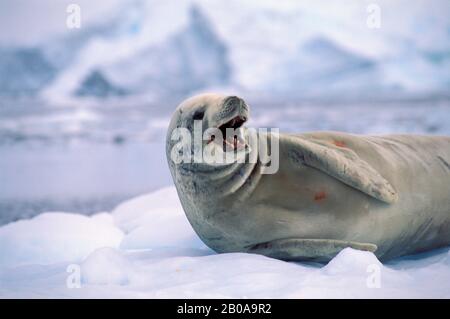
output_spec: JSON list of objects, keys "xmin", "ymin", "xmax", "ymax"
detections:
[{"xmin": 1, "ymin": 0, "xmax": 449, "ymax": 100}]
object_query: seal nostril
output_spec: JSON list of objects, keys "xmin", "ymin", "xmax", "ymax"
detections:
[{"xmin": 193, "ymin": 109, "xmax": 205, "ymax": 120}]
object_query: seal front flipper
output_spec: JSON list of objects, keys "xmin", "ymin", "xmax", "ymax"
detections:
[
  {"xmin": 285, "ymin": 136, "xmax": 398, "ymax": 204},
  {"xmin": 246, "ymin": 238, "xmax": 378, "ymax": 263}
]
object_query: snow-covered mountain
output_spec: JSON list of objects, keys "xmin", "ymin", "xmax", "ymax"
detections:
[{"xmin": 0, "ymin": 0, "xmax": 449, "ymax": 101}]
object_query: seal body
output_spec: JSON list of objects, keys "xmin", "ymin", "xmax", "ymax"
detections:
[{"xmin": 166, "ymin": 93, "xmax": 450, "ymax": 262}]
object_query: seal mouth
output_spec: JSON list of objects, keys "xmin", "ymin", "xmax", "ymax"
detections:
[
  {"xmin": 218, "ymin": 115, "xmax": 246, "ymax": 135},
  {"xmin": 208, "ymin": 115, "xmax": 247, "ymax": 151}
]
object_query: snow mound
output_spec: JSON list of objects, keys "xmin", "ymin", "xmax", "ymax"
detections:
[
  {"xmin": 112, "ymin": 187, "xmax": 207, "ymax": 250},
  {"xmin": 0, "ymin": 212, "xmax": 124, "ymax": 268},
  {"xmin": 0, "ymin": 186, "xmax": 449, "ymax": 298},
  {"xmin": 323, "ymin": 247, "xmax": 382, "ymax": 275},
  {"xmin": 81, "ymin": 247, "xmax": 132, "ymax": 285},
  {"xmin": 90, "ymin": 212, "xmax": 116, "ymax": 226}
]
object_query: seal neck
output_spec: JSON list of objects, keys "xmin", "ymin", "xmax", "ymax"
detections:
[{"xmin": 177, "ymin": 143, "xmax": 263, "ymax": 202}]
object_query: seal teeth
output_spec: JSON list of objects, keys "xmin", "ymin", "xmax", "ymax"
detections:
[{"xmin": 216, "ymin": 115, "xmax": 248, "ymax": 152}]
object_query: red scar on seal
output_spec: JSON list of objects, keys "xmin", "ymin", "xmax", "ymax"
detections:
[{"xmin": 314, "ymin": 191, "xmax": 327, "ymax": 201}]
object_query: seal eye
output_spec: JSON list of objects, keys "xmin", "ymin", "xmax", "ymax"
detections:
[{"xmin": 193, "ymin": 110, "xmax": 205, "ymax": 120}]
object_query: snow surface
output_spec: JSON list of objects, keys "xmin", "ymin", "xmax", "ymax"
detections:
[{"xmin": 1, "ymin": 186, "xmax": 449, "ymax": 298}]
